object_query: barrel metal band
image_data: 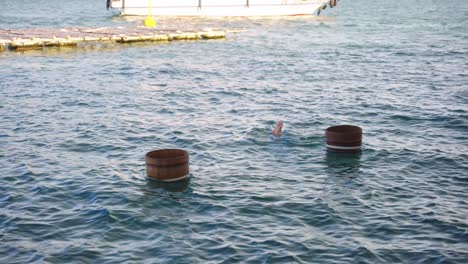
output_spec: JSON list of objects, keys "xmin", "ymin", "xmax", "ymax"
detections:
[
  {"xmin": 146, "ymin": 162, "xmax": 188, "ymax": 168},
  {"xmin": 151, "ymin": 173, "xmax": 189, "ymax": 182},
  {"xmin": 326, "ymin": 144, "xmax": 362, "ymax": 150},
  {"xmin": 326, "ymin": 140, "xmax": 361, "ymax": 147}
]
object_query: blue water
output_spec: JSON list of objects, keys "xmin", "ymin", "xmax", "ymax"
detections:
[{"xmin": 1, "ymin": 0, "xmax": 468, "ymax": 263}]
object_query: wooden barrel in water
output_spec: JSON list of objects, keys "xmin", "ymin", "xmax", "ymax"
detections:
[
  {"xmin": 145, "ymin": 149, "xmax": 189, "ymax": 181},
  {"xmin": 325, "ymin": 125, "xmax": 362, "ymax": 153}
]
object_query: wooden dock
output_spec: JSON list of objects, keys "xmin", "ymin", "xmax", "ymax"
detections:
[{"xmin": 0, "ymin": 26, "xmax": 235, "ymax": 52}]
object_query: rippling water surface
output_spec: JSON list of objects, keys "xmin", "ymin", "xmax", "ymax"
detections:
[{"xmin": 1, "ymin": 0, "xmax": 467, "ymax": 263}]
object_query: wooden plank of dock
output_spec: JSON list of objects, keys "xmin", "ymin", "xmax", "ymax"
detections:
[{"xmin": 0, "ymin": 26, "xmax": 238, "ymax": 52}]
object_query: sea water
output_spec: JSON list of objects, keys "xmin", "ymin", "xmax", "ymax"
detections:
[{"xmin": 0, "ymin": 0, "xmax": 467, "ymax": 263}]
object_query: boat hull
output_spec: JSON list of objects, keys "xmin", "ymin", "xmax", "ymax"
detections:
[{"xmin": 109, "ymin": 0, "xmax": 329, "ymax": 16}]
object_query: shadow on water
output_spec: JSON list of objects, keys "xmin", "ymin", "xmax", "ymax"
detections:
[
  {"xmin": 145, "ymin": 176, "xmax": 191, "ymax": 193},
  {"xmin": 324, "ymin": 151, "xmax": 362, "ymax": 178}
]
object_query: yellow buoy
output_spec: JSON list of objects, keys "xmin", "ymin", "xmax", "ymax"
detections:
[
  {"xmin": 144, "ymin": 17, "xmax": 156, "ymax": 27},
  {"xmin": 143, "ymin": 0, "xmax": 156, "ymax": 27}
]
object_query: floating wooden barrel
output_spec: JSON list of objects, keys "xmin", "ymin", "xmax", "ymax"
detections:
[
  {"xmin": 325, "ymin": 125, "xmax": 362, "ymax": 153},
  {"xmin": 145, "ymin": 149, "xmax": 189, "ymax": 182}
]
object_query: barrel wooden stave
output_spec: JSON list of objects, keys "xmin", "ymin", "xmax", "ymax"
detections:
[
  {"xmin": 145, "ymin": 149, "xmax": 189, "ymax": 181},
  {"xmin": 326, "ymin": 125, "xmax": 362, "ymax": 153}
]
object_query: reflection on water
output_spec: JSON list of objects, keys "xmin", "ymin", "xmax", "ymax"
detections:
[
  {"xmin": 324, "ymin": 151, "xmax": 361, "ymax": 177},
  {"xmin": 145, "ymin": 176, "xmax": 191, "ymax": 193}
]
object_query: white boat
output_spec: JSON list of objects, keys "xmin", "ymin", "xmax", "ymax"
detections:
[{"xmin": 107, "ymin": 0, "xmax": 338, "ymax": 17}]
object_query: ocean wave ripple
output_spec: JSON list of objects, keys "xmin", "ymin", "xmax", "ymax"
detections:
[{"xmin": 1, "ymin": 0, "xmax": 468, "ymax": 263}]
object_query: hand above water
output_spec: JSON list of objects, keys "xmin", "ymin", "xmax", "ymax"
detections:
[{"xmin": 272, "ymin": 121, "xmax": 283, "ymax": 137}]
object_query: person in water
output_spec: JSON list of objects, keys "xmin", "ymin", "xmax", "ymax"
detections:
[{"xmin": 272, "ymin": 121, "xmax": 283, "ymax": 137}]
